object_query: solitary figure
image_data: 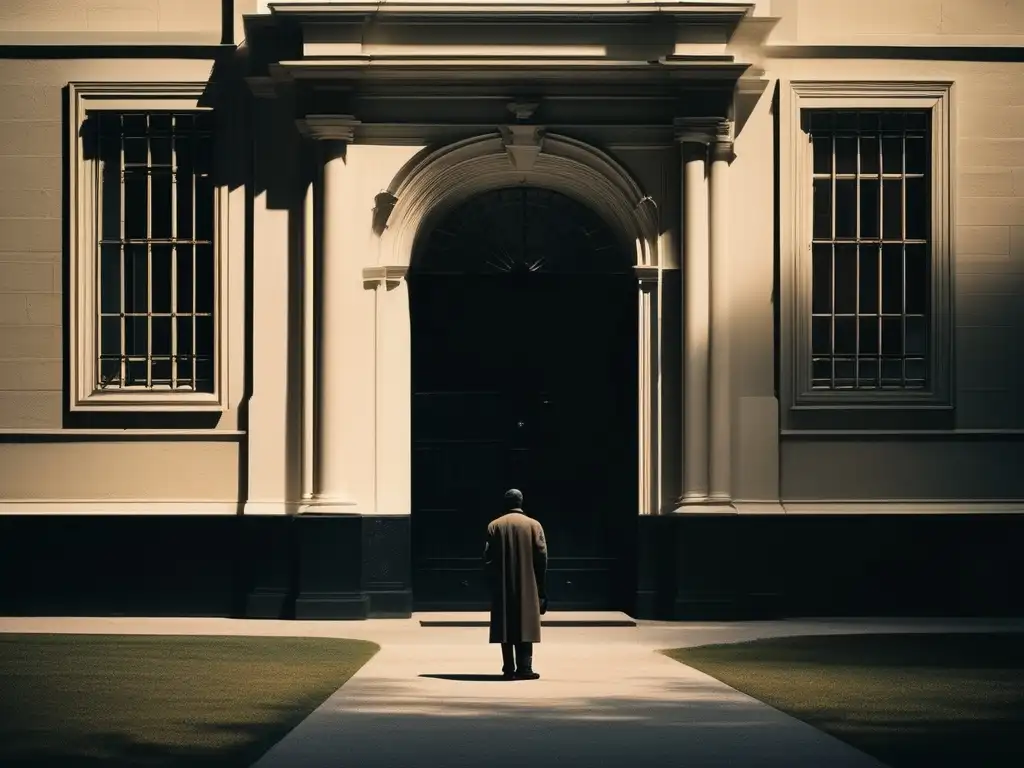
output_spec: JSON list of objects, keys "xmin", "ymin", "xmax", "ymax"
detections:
[{"xmin": 483, "ymin": 489, "xmax": 548, "ymax": 680}]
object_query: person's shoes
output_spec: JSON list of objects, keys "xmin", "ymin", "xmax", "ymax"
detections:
[
  {"xmin": 502, "ymin": 670, "xmax": 515, "ymax": 680},
  {"xmin": 514, "ymin": 669, "xmax": 541, "ymax": 680}
]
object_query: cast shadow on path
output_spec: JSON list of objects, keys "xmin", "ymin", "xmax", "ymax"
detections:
[{"xmin": 419, "ymin": 673, "xmax": 511, "ymax": 682}]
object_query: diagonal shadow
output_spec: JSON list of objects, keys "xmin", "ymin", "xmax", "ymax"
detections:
[{"xmin": 419, "ymin": 673, "xmax": 511, "ymax": 682}]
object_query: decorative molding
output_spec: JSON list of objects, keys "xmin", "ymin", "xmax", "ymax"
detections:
[
  {"xmin": 243, "ymin": 501, "xmax": 304, "ymax": 516},
  {"xmin": 673, "ymin": 116, "xmax": 730, "ymax": 145},
  {"xmin": 780, "ymin": 501, "xmax": 1024, "ymax": 515},
  {"xmin": 16, "ymin": 497, "xmax": 996, "ymax": 517},
  {"xmin": 0, "ymin": 501, "xmax": 239, "ymax": 515},
  {"xmin": 296, "ymin": 114, "xmax": 361, "ymax": 142},
  {"xmin": 374, "ymin": 131, "xmax": 664, "ymax": 523},
  {"xmin": 269, "ymin": 2, "xmax": 755, "ymax": 26},
  {"xmin": 787, "ymin": 80, "xmax": 956, "ymax": 99},
  {"xmin": 0, "ymin": 429, "xmax": 244, "ymax": 443},
  {"xmin": 669, "ymin": 502, "xmax": 738, "ymax": 515},
  {"xmin": 500, "ymin": 124, "xmax": 546, "ymax": 172},
  {"xmin": 710, "ymin": 118, "xmax": 736, "ymax": 161},
  {"xmin": 297, "ymin": 499, "xmax": 364, "ymax": 515},
  {"xmin": 669, "ymin": 501, "xmax": 1024, "ymax": 515},
  {"xmin": 781, "ymin": 429, "xmax": 1024, "ymax": 439},
  {"xmin": 634, "ymin": 265, "xmax": 661, "ymax": 285},
  {"xmin": 362, "ymin": 265, "xmax": 409, "ymax": 289},
  {"xmin": 66, "ymin": 82, "xmax": 230, "ymax": 413},
  {"xmin": 371, "ymin": 191, "xmax": 399, "ymax": 236},
  {"xmin": 781, "ymin": 80, "xmax": 955, "ymax": 421},
  {"xmin": 379, "ymin": 132, "xmax": 661, "ymax": 269},
  {"xmin": 507, "ymin": 100, "xmax": 540, "ymax": 121}
]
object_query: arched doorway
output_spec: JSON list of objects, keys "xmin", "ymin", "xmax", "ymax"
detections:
[{"xmin": 408, "ymin": 187, "xmax": 638, "ymax": 611}]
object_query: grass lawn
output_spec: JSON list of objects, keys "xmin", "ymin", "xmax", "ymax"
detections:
[
  {"xmin": 0, "ymin": 633, "xmax": 379, "ymax": 767},
  {"xmin": 664, "ymin": 632, "xmax": 1024, "ymax": 768}
]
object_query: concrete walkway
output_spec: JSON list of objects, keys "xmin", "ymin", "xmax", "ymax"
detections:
[
  {"xmin": 250, "ymin": 636, "xmax": 885, "ymax": 768},
  {"xmin": 4, "ymin": 615, "xmax": 1023, "ymax": 768}
]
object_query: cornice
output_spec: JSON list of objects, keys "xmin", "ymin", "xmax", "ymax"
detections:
[
  {"xmin": 296, "ymin": 114, "xmax": 361, "ymax": 141},
  {"xmin": 272, "ymin": 58, "xmax": 751, "ymax": 90},
  {"xmin": 268, "ymin": 2, "xmax": 754, "ymax": 25}
]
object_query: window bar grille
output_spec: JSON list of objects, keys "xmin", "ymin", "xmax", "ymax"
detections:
[
  {"xmin": 96, "ymin": 111, "xmax": 214, "ymax": 392},
  {"xmin": 191, "ymin": 123, "xmax": 198, "ymax": 392},
  {"xmin": 854, "ymin": 125, "xmax": 861, "ymax": 390},
  {"xmin": 902, "ymin": 129, "xmax": 909, "ymax": 387},
  {"xmin": 119, "ymin": 117, "xmax": 127, "ymax": 389},
  {"xmin": 171, "ymin": 116, "xmax": 178, "ymax": 390},
  {"xmin": 146, "ymin": 113, "xmax": 153, "ymax": 388},
  {"xmin": 874, "ymin": 129, "xmax": 883, "ymax": 389},
  {"xmin": 810, "ymin": 110, "xmax": 929, "ymax": 392}
]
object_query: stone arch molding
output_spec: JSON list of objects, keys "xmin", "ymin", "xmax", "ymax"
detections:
[{"xmin": 376, "ymin": 131, "xmax": 661, "ymax": 270}]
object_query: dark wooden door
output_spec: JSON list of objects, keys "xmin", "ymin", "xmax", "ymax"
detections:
[{"xmin": 409, "ymin": 271, "xmax": 637, "ymax": 611}]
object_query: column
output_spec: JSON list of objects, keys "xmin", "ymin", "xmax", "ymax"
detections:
[
  {"xmin": 709, "ymin": 124, "xmax": 734, "ymax": 502},
  {"xmin": 675, "ymin": 119, "xmax": 712, "ymax": 504},
  {"xmin": 364, "ymin": 264, "xmax": 411, "ymax": 518},
  {"xmin": 298, "ymin": 116, "xmax": 364, "ymax": 513},
  {"xmin": 635, "ymin": 265, "xmax": 661, "ymax": 516},
  {"xmin": 300, "ymin": 143, "xmax": 316, "ymax": 501}
]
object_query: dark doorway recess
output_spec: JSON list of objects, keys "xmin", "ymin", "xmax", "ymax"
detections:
[{"xmin": 409, "ymin": 187, "xmax": 638, "ymax": 612}]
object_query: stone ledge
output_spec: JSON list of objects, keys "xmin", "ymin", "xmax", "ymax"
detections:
[{"xmin": 418, "ymin": 611, "xmax": 637, "ymax": 627}]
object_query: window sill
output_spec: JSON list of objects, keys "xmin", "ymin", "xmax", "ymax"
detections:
[
  {"xmin": 70, "ymin": 391, "xmax": 225, "ymax": 413},
  {"xmin": 783, "ymin": 401, "xmax": 957, "ymax": 432}
]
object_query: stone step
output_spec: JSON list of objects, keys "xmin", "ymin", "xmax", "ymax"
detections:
[{"xmin": 417, "ymin": 611, "xmax": 637, "ymax": 627}]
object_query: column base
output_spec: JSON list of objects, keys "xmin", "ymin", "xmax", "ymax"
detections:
[
  {"xmin": 670, "ymin": 500, "xmax": 737, "ymax": 515},
  {"xmin": 298, "ymin": 498, "xmax": 361, "ymax": 515}
]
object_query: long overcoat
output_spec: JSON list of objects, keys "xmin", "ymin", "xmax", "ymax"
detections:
[{"xmin": 483, "ymin": 510, "xmax": 548, "ymax": 644}]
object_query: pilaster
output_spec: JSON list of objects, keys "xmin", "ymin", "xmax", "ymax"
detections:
[
  {"xmin": 675, "ymin": 118, "xmax": 712, "ymax": 507},
  {"xmin": 244, "ymin": 86, "xmax": 303, "ymax": 515},
  {"xmin": 295, "ymin": 115, "xmax": 373, "ymax": 515},
  {"xmin": 364, "ymin": 265, "xmax": 412, "ymax": 518},
  {"xmin": 709, "ymin": 119, "xmax": 735, "ymax": 503},
  {"xmin": 673, "ymin": 116, "xmax": 735, "ymax": 513},
  {"xmin": 635, "ymin": 265, "xmax": 661, "ymax": 517}
]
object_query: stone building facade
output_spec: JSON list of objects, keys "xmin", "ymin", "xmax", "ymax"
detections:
[{"xmin": 1, "ymin": 1, "xmax": 1022, "ymax": 619}]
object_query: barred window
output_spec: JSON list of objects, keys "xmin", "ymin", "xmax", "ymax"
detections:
[
  {"xmin": 806, "ymin": 109, "xmax": 930, "ymax": 391},
  {"xmin": 94, "ymin": 111, "xmax": 216, "ymax": 392}
]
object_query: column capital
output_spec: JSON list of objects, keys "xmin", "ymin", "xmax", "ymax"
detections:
[
  {"xmin": 362, "ymin": 265, "xmax": 408, "ymax": 289},
  {"xmin": 673, "ymin": 116, "xmax": 732, "ymax": 146},
  {"xmin": 634, "ymin": 265, "xmax": 661, "ymax": 287},
  {"xmin": 297, "ymin": 114, "xmax": 361, "ymax": 142},
  {"xmin": 710, "ymin": 139, "xmax": 736, "ymax": 163}
]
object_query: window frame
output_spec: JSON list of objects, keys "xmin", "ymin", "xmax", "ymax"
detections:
[
  {"xmin": 68, "ymin": 82, "xmax": 229, "ymax": 412},
  {"xmin": 782, "ymin": 81, "xmax": 954, "ymax": 419}
]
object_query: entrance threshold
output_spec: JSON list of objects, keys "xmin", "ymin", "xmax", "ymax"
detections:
[{"xmin": 418, "ymin": 611, "xmax": 637, "ymax": 627}]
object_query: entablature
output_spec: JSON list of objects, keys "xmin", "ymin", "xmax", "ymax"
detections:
[{"xmin": 243, "ymin": 2, "xmax": 764, "ymax": 93}]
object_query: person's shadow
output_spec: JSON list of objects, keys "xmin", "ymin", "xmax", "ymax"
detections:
[{"xmin": 419, "ymin": 673, "xmax": 511, "ymax": 682}]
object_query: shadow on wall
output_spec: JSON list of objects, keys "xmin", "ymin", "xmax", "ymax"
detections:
[{"xmin": 57, "ymin": 10, "xmax": 259, "ymax": 431}]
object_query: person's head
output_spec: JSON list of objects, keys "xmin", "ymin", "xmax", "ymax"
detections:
[{"xmin": 503, "ymin": 488, "xmax": 524, "ymax": 510}]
